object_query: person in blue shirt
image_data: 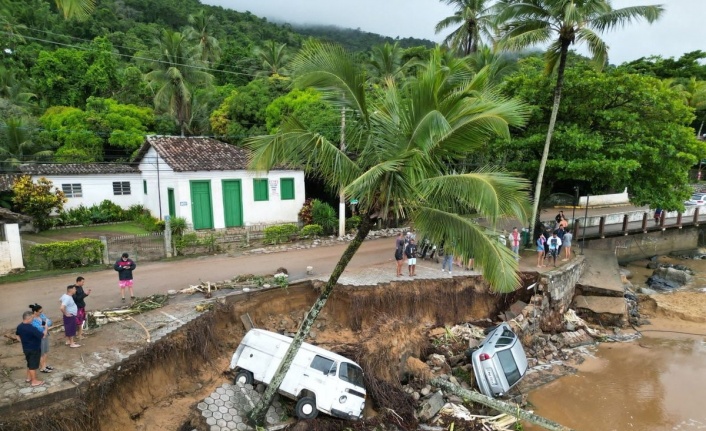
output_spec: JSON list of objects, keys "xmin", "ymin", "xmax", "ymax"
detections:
[
  {"xmin": 15, "ymin": 311, "xmax": 46, "ymax": 387},
  {"xmin": 30, "ymin": 303, "xmax": 53, "ymax": 374}
]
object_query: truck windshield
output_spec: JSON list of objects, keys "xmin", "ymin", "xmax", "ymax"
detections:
[{"xmin": 338, "ymin": 362, "xmax": 365, "ymax": 389}]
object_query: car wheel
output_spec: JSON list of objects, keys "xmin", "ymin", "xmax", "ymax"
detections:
[
  {"xmin": 234, "ymin": 370, "xmax": 253, "ymax": 386},
  {"xmin": 295, "ymin": 396, "xmax": 318, "ymax": 420}
]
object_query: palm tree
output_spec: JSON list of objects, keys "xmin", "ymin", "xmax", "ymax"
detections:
[
  {"xmin": 495, "ymin": 0, "xmax": 663, "ymax": 232},
  {"xmin": 0, "ymin": 67, "xmax": 36, "ymax": 108},
  {"xmin": 672, "ymin": 77, "xmax": 706, "ymax": 137},
  {"xmin": 186, "ymin": 10, "xmax": 221, "ymax": 65},
  {"xmin": 253, "ymin": 40, "xmax": 290, "ymax": 76},
  {"xmin": 435, "ymin": 0, "xmax": 498, "ymax": 56},
  {"xmin": 244, "ymin": 41, "xmax": 531, "ymax": 425},
  {"xmin": 53, "ymin": 0, "xmax": 95, "ymax": 21},
  {"xmin": 466, "ymin": 45, "xmax": 519, "ymax": 84},
  {"xmin": 368, "ymin": 41, "xmax": 413, "ymax": 84},
  {"xmin": 144, "ymin": 30, "xmax": 213, "ymax": 137},
  {"xmin": 0, "ymin": 118, "xmax": 53, "ymax": 171}
]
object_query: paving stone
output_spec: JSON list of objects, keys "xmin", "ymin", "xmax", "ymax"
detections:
[
  {"xmin": 214, "ymin": 398, "xmax": 224, "ymax": 407},
  {"xmin": 236, "ymin": 423, "xmax": 248, "ymax": 431},
  {"xmin": 202, "ymin": 410, "xmax": 213, "ymax": 418},
  {"xmin": 18, "ymin": 387, "xmax": 32, "ymax": 395},
  {"xmin": 206, "ymin": 417, "xmax": 217, "ymax": 426},
  {"xmin": 213, "ymin": 411, "xmax": 222, "ymax": 420},
  {"xmin": 208, "ymin": 404, "xmax": 218, "ymax": 412},
  {"xmin": 219, "ymin": 405, "xmax": 229, "ymax": 414},
  {"xmin": 198, "ymin": 402, "xmax": 208, "ymax": 411},
  {"xmin": 225, "ymin": 389, "xmax": 235, "ymax": 396},
  {"xmin": 223, "ymin": 413, "xmax": 232, "ymax": 421},
  {"xmin": 205, "ymin": 396, "xmax": 214, "ymax": 404},
  {"xmin": 216, "ymin": 387, "xmax": 225, "ymax": 395},
  {"xmin": 226, "ymin": 421, "xmax": 237, "ymax": 430}
]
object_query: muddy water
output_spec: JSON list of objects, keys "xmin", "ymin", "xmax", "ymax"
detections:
[{"xmin": 525, "ymin": 255, "xmax": 706, "ymax": 431}]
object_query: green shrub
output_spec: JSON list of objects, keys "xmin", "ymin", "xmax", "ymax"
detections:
[
  {"xmin": 27, "ymin": 238, "xmax": 104, "ymax": 270},
  {"xmin": 300, "ymin": 224, "xmax": 323, "ymax": 238},
  {"xmin": 125, "ymin": 204, "xmax": 148, "ymax": 220},
  {"xmin": 175, "ymin": 232, "xmax": 199, "ymax": 255},
  {"xmin": 346, "ymin": 216, "xmax": 361, "ymax": 231},
  {"xmin": 169, "ymin": 216, "xmax": 188, "ymax": 236},
  {"xmin": 311, "ymin": 199, "xmax": 337, "ymax": 234},
  {"xmin": 135, "ymin": 214, "xmax": 163, "ymax": 232},
  {"xmin": 263, "ymin": 224, "xmax": 299, "ymax": 244}
]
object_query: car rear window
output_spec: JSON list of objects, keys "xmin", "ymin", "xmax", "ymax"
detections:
[{"xmin": 497, "ymin": 349, "xmax": 522, "ymax": 386}]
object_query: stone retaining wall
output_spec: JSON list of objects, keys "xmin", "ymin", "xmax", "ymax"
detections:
[{"xmin": 536, "ymin": 255, "xmax": 586, "ymax": 330}]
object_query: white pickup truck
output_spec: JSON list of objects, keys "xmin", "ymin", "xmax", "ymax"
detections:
[{"xmin": 230, "ymin": 329, "xmax": 367, "ymax": 420}]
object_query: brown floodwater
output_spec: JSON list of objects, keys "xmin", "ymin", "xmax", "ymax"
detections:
[{"xmin": 524, "ymin": 256, "xmax": 706, "ymax": 431}]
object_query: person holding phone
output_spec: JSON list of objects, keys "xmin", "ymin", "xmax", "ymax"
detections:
[{"xmin": 30, "ymin": 304, "xmax": 53, "ymax": 373}]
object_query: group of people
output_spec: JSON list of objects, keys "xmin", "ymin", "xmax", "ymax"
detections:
[
  {"xmin": 536, "ymin": 211, "xmax": 573, "ymax": 267},
  {"xmin": 395, "ymin": 231, "xmax": 418, "ymax": 277},
  {"xmin": 14, "ymin": 276, "xmax": 91, "ymax": 387},
  {"xmin": 13, "ymin": 252, "xmax": 137, "ymax": 388}
]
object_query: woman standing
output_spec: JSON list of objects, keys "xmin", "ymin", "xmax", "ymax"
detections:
[
  {"xmin": 536, "ymin": 233, "xmax": 547, "ymax": 268},
  {"xmin": 29, "ymin": 304, "xmax": 53, "ymax": 374}
]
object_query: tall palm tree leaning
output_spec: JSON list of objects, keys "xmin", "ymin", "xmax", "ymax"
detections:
[
  {"xmin": 495, "ymin": 0, "xmax": 663, "ymax": 233},
  {"xmin": 244, "ymin": 41, "xmax": 531, "ymax": 425},
  {"xmin": 144, "ymin": 30, "xmax": 213, "ymax": 137},
  {"xmin": 435, "ymin": 0, "xmax": 498, "ymax": 55}
]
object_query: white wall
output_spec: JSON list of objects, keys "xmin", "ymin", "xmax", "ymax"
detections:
[
  {"xmin": 579, "ymin": 188, "xmax": 630, "ymax": 207},
  {"xmin": 137, "ymin": 148, "xmax": 306, "ymax": 229},
  {"xmin": 0, "ymin": 224, "xmax": 24, "ymax": 275},
  {"xmin": 33, "ymin": 174, "xmax": 143, "ymax": 210}
]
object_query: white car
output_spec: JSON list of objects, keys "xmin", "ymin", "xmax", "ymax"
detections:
[{"xmin": 685, "ymin": 193, "xmax": 706, "ymax": 206}]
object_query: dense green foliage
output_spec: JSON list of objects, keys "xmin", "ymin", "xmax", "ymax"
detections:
[
  {"xmin": 262, "ymin": 223, "xmax": 298, "ymax": 244},
  {"xmin": 11, "ymin": 175, "xmax": 66, "ymax": 230},
  {"xmin": 55, "ymin": 200, "xmax": 146, "ymax": 226},
  {"xmin": 27, "ymin": 238, "xmax": 103, "ymax": 269},
  {"xmin": 490, "ymin": 57, "xmax": 705, "ymax": 210}
]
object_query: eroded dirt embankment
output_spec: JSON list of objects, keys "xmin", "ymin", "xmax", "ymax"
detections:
[{"xmin": 2, "ymin": 276, "xmax": 534, "ymax": 431}]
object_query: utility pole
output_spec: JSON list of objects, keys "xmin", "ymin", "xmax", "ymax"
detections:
[{"xmin": 338, "ymin": 106, "xmax": 346, "ymax": 238}]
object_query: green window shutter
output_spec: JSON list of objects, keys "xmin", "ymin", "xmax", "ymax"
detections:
[
  {"xmin": 143, "ymin": 180, "xmax": 147, "ymax": 194},
  {"xmin": 253, "ymin": 179, "xmax": 269, "ymax": 201},
  {"xmin": 281, "ymin": 178, "xmax": 295, "ymax": 200}
]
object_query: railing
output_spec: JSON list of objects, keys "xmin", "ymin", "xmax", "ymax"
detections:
[{"xmin": 549, "ymin": 206, "xmax": 703, "ymax": 240}]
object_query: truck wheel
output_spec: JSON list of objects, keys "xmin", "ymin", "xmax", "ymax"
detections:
[
  {"xmin": 295, "ymin": 397, "xmax": 318, "ymax": 419},
  {"xmin": 234, "ymin": 370, "xmax": 253, "ymax": 386}
]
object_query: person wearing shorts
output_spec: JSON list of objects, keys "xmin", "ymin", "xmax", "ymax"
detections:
[
  {"xmin": 114, "ymin": 252, "xmax": 137, "ymax": 301},
  {"xmin": 394, "ymin": 233, "xmax": 405, "ymax": 277},
  {"xmin": 405, "ymin": 238, "xmax": 418, "ymax": 277},
  {"xmin": 15, "ymin": 310, "xmax": 46, "ymax": 387},
  {"xmin": 60, "ymin": 285, "xmax": 80, "ymax": 348},
  {"xmin": 562, "ymin": 231, "xmax": 573, "ymax": 261},
  {"xmin": 30, "ymin": 303, "xmax": 53, "ymax": 373},
  {"xmin": 72, "ymin": 276, "xmax": 92, "ymax": 339}
]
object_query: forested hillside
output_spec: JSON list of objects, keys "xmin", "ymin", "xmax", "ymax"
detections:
[{"xmin": 293, "ymin": 25, "xmax": 435, "ymax": 52}]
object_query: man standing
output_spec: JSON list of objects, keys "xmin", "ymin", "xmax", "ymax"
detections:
[
  {"xmin": 555, "ymin": 211, "xmax": 564, "ymax": 228},
  {"xmin": 72, "ymin": 276, "xmax": 91, "ymax": 340},
  {"xmin": 15, "ymin": 311, "xmax": 46, "ymax": 387},
  {"xmin": 60, "ymin": 285, "xmax": 80, "ymax": 348},
  {"xmin": 510, "ymin": 227, "xmax": 521, "ymax": 261},
  {"xmin": 547, "ymin": 232, "xmax": 562, "ymax": 267},
  {"xmin": 114, "ymin": 252, "xmax": 137, "ymax": 301},
  {"xmin": 405, "ymin": 238, "xmax": 418, "ymax": 277}
]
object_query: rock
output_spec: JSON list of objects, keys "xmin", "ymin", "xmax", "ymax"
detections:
[
  {"xmin": 412, "ymin": 392, "xmax": 421, "ymax": 401},
  {"xmin": 467, "ymin": 338, "xmax": 480, "ymax": 349},
  {"xmin": 653, "ymin": 267, "xmax": 692, "ymax": 285},
  {"xmin": 420, "ymin": 386, "xmax": 431, "ymax": 396},
  {"xmin": 417, "ymin": 391, "xmax": 445, "ymax": 421},
  {"xmin": 510, "ymin": 301, "xmax": 528, "ymax": 316},
  {"xmin": 646, "ymin": 275, "xmax": 680, "ymax": 290},
  {"xmin": 640, "ymin": 287, "xmax": 657, "ymax": 295},
  {"xmin": 448, "ymin": 354, "xmax": 465, "ymax": 367},
  {"xmin": 428, "ymin": 353, "xmax": 447, "ymax": 368}
]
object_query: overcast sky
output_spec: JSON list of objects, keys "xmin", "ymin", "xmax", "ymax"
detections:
[{"xmin": 203, "ymin": 0, "xmax": 703, "ymax": 65}]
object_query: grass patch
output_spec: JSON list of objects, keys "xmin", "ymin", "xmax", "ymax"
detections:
[
  {"xmin": 0, "ymin": 265, "xmax": 107, "ymax": 285},
  {"xmin": 23, "ymin": 222, "xmax": 150, "ymax": 243}
]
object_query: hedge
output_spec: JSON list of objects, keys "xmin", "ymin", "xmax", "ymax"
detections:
[
  {"xmin": 263, "ymin": 224, "xmax": 299, "ymax": 244},
  {"xmin": 27, "ymin": 238, "xmax": 104, "ymax": 270}
]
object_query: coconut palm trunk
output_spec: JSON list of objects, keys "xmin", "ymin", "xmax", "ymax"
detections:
[
  {"xmin": 529, "ymin": 41, "xmax": 570, "ymax": 232},
  {"xmin": 248, "ymin": 214, "xmax": 373, "ymax": 425}
]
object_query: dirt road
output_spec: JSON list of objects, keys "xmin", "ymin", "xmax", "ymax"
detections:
[{"xmin": 0, "ymin": 239, "xmax": 395, "ymax": 330}]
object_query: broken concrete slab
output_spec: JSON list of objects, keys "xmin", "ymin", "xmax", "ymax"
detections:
[
  {"xmin": 573, "ymin": 295, "xmax": 627, "ymax": 327},
  {"xmin": 417, "ymin": 390, "xmax": 444, "ymax": 421},
  {"xmin": 577, "ymin": 249, "xmax": 625, "ymax": 297}
]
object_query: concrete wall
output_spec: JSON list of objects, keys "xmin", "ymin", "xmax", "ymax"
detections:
[
  {"xmin": 578, "ymin": 187, "xmax": 629, "ymax": 207},
  {"xmin": 581, "ymin": 227, "xmax": 699, "ymax": 262},
  {"xmin": 0, "ymin": 224, "xmax": 24, "ymax": 275}
]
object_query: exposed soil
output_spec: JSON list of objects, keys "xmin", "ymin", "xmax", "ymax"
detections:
[{"xmin": 2, "ymin": 276, "xmax": 528, "ymax": 431}]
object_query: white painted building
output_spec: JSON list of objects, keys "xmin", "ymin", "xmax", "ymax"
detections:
[
  {"xmin": 19, "ymin": 164, "xmax": 142, "ymax": 211},
  {"xmin": 133, "ymin": 136, "xmax": 305, "ymax": 229},
  {"xmin": 0, "ymin": 223, "xmax": 24, "ymax": 275}
]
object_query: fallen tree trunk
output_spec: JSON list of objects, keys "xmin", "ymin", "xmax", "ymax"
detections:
[{"xmin": 430, "ymin": 378, "xmax": 574, "ymax": 431}]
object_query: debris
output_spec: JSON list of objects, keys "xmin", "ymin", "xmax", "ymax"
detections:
[{"xmin": 417, "ymin": 390, "xmax": 444, "ymax": 421}]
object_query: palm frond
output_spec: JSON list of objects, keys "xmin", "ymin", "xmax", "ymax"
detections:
[
  {"xmin": 413, "ymin": 207, "xmax": 522, "ymax": 293},
  {"xmin": 590, "ymin": 5, "xmax": 664, "ymax": 32},
  {"xmin": 576, "ymin": 28, "xmax": 608, "ymax": 70}
]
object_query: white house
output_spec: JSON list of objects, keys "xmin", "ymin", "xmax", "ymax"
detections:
[
  {"xmin": 133, "ymin": 136, "xmax": 305, "ymax": 229},
  {"xmin": 0, "ymin": 208, "xmax": 28, "ymax": 275},
  {"xmin": 19, "ymin": 163, "xmax": 142, "ymax": 210}
]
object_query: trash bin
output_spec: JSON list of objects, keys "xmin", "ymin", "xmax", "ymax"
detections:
[{"xmin": 521, "ymin": 229, "xmax": 530, "ymax": 247}]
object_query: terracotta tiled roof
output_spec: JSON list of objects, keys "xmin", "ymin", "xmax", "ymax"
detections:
[
  {"xmin": 133, "ymin": 136, "xmax": 251, "ymax": 172},
  {"xmin": 0, "ymin": 174, "xmax": 20, "ymax": 192},
  {"xmin": 18, "ymin": 163, "xmax": 140, "ymax": 175}
]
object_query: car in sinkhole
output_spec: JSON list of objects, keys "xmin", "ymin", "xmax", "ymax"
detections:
[{"xmin": 468, "ymin": 323, "xmax": 529, "ymax": 398}]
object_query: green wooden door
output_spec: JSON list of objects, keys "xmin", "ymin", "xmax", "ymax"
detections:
[
  {"xmin": 167, "ymin": 188, "xmax": 176, "ymax": 218},
  {"xmin": 190, "ymin": 181, "xmax": 213, "ymax": 229},
  {"xmin": 222, "ymin": 180, "xmax": 243, "ymax": 227}
]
